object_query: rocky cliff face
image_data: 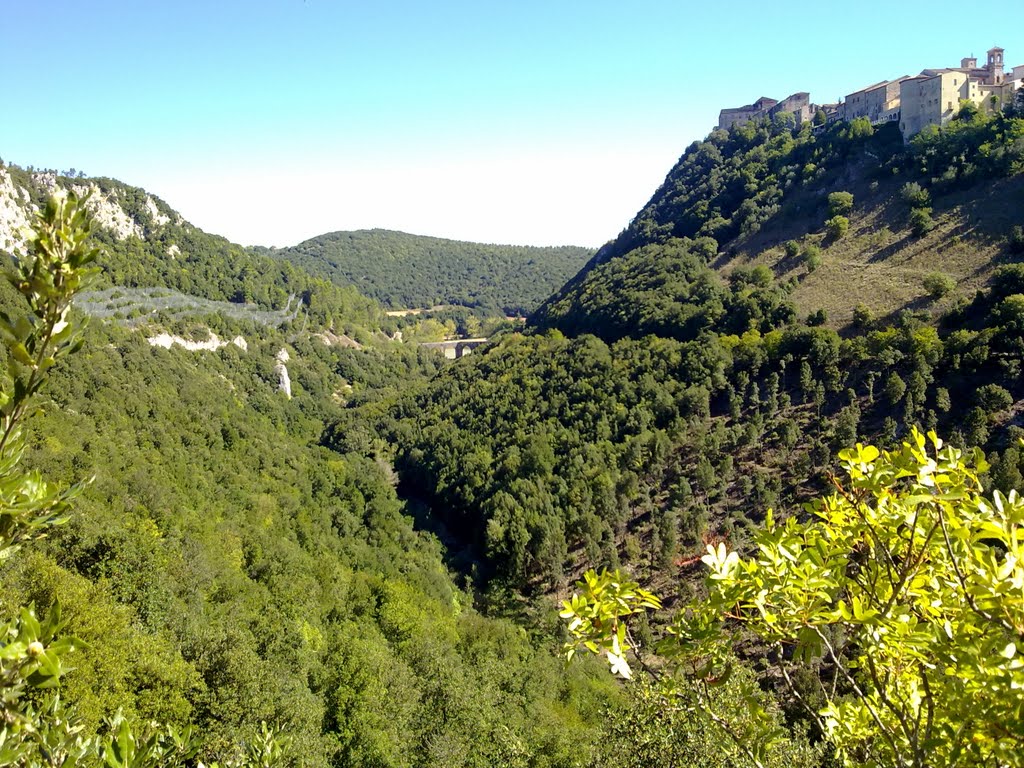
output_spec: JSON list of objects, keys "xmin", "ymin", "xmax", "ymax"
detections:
[
  {"xmin": 274, "ymin": 348, "xmax": 293, "ymax": 399},
  {"xmin": 0, "ymin": 169, "xmax": 34, "ymax": 255},
  {"xmin": 147, "ymin": 331, "xmax": 248, "ymax": 352},
  {"xmin": 0, "ymin": 167, "xmax": 179, "ymax": 253}
]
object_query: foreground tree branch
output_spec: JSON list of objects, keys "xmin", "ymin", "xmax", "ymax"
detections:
[{"xmin": 562, "ymin": 429, "xmax": 1024, "ymax": 767}]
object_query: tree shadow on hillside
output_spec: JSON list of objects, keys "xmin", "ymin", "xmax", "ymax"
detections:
[
  {"xmin": 867, "ymin": 233, "xmax": 915, "ymax": 263},
  {"xmin": 876, "ymin": 294, "xmax": 937, "ymax": 328},
  {"xmin": 710, "ymin": 250, "xmax": 740, "ymax": 271},
  {"xmin": 397, "ymin": 487, "xmax": 486, "ymax": 586},
  {"xmin": 944, "ymin": 174, "xmax": 1024, "ymax": 238}
]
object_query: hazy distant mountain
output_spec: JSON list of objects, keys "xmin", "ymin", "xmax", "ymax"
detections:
[{"xmin": 261, "ymin": 229, "xmax": 593, "ymax": 315}]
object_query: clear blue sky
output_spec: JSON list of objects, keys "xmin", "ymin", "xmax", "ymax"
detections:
[{"xmin": 3, "ymin": 1, "xmax": 1020, "ymax": 247}]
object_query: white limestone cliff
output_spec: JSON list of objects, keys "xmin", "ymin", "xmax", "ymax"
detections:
[{"xmin": 274, "ymin": 348, "xmax": 292, "ymax": 399}]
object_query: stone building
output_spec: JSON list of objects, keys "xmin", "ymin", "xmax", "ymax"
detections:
[
  {"xmin": 768, "ymin": 92, "xmax": 812, "ymax": 125},
  {"xmin": 718, "ymin": 93, "xmax": 813, "ymax": 130},
  {"xmin": 899, "ymin": 71, "xmax": 975, "ymax": 139},
  {"xmin": 819, "ymin": 102, "xmax": 843, "ymax": 124},
  {"xmin": 716, "ymin": 45, "xmax": 1021, "ymax": 142},
  {"xmin": 943, "ymin": 47, "xmax": 1007, "ymax": 85},
  {"xmin": 1009, "ymin": 65, "xmax": 1024, "ymax": 91},
  {"xmin": 718, "ymin": 97, "xmax": 778, "ymax": 130},
  {"xmin": 843, "ymin": 77, "xmax": 910, "ymax": 124},
  {"xmin": 899, "ymin": 48, "xmax": 1018, "ymax": 141}
]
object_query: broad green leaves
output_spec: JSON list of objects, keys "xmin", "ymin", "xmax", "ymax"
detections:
[
  {"xmin": 0, "ymin": 191, "xmax": 98, "ymax": 564},
  {"xmin": 559, "ymin": 568, "xmax": 660, "ymax": 679},
  {"xmin": 564, "ymin": 428, "xmax": 1024, "ymax": 767},
  {"xmin": 0, "ymin": 193, "xmax": 100, "ymax": 764}
]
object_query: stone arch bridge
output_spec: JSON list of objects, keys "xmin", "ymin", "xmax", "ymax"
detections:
[{"xmin": 419, "ymin": 338, "xmax": 489, "ymax": 359}]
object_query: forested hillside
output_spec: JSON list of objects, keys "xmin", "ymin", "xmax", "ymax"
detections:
[
  {"xmin": 264, "ymin": 229, "xmax": 593, "ymax": 315},
  {"xmin": 382, "ymin": 106, "xmax": 1024, "ymax": 762},
  {"xmin": 394, "ymin": 108, "xmax": 1024, "ymax": 596},
  {"xmin": 13, "ymin": 318, "xmax": 620, "ymax": 765},
  {"xmin": 0, "ymin": 173, "xmax": 624, "ymax": 767},
  {"xmin": 537, "ymin": 112, "xmax": 1024, "ymax": 331}
]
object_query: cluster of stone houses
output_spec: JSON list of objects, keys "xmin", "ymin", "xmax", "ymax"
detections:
[
  {"xmin": 718, "ymin": 93, "xmax": 815, "ymax": 131},
  {"xmin": 718, "ymin": 47, "xmax": 1024, "ymax": 142}
]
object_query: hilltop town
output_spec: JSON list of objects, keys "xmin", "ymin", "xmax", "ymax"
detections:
[{"xmin": 719, "ymin": 46, "xmax": 1024, "ymax": 141}]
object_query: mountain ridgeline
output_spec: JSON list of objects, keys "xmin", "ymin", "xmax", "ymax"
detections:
[
  {"xmin": 261, "ymin": 229, "xmax": 593, "ymax": 315},
  {"xmin": 0, "ymin": 165, "xmax": 389, "ymax": 341}
]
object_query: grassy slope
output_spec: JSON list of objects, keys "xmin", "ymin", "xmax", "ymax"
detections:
[
  {"xmin": 539, "ymin": 118, "xmax": 1023, "ymax": 338},
  {"xmin": 714, "ymin": 141, "xmax": 1024, "ymax": 328}
]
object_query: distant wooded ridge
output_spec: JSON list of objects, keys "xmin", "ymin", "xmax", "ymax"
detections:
[{"xmin": 257, "ymin": 229, "xmax": 593, "ymax": 315}]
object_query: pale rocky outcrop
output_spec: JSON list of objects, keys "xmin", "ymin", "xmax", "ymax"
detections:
[
  {"xmin": 145, "ymin": 196, "xmax": 170, "ymax": 226},
  {"xmin": 147, "ymin": 331, "xmax": 248, "ymax": 352},
  {"xmin": 81, "ymin": 188, "xmax": 143, "ymax": 240},
  {"xmin": 0, "ymin": 169, "xmax": 34, "ymax": 255},
  {"xmin": 33, "ymin": 172, "xmax": 147, "ymax": 241},
  {"xmin": 148, "ymin": 332, "xmax": 225, "ymax": 351},
  {"xmin": 274, "ymin": 348, "xmax": 292, "ymax": 398},
  {"xmin": 313, "ymin": 329, "xmax": 362, "ymax": 348},
  {"xmin": 0, "ymin": 169, "xmax": 174, "ymax": 252}
]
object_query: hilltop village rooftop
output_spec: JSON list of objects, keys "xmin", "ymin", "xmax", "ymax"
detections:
[{"xmin": 719, "ymin": 46, "xmax": 1024, "ymax": 141}]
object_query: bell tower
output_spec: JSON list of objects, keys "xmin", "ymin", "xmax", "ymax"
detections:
[{"xmin": 987, "ymin": 47, "xmax": 1005, "ymax": 84}]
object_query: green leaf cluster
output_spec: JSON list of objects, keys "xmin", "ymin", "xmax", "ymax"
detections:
[
  {"xmin": 565, "ymin": 429, "xmax": 1024, "ymax": 767},
  {"xmin": 559, "ymin": 569, "xmax": 660, "ymax": 678}
]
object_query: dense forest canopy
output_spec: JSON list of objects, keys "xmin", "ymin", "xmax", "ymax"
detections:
[
  {"xmin": 397, "ymin": 109, "xmax": 1024, "ymax": 598},
  {"xmin": 16, "ymin": 318, "xmax": 625, "ymax": 766}
]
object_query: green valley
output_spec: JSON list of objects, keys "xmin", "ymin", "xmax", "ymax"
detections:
[
  {"xmin": 3, "ymin": 86, "xmax": 1024, "ymax": 768},
  {"xmin": 0, "ymin": 173, "xmax": 616, "ymax": 767}
]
